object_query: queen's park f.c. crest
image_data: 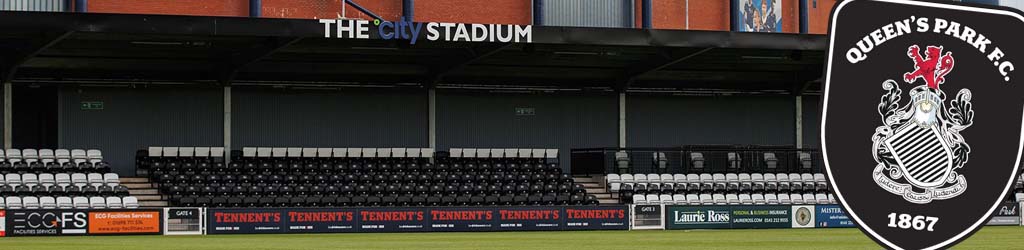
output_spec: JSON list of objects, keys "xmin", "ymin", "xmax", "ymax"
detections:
[{"xmin": 822, "ymin": 1, "xmax": 1024, "ymax": 249}]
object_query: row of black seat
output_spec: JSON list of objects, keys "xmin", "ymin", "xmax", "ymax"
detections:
[
  {"xmin": 154, "ymin": 172, "xmax": 575, "ymax": 186},
  {"xmin": 149, "ymin": 162, "xmax": 562, "ymax": 176},
  {"xmin": 174, "ymin": 194, "xmax": 598, "ymax": 208},
  {"xmin": 0, "ymin": 185, "xmax": 131, "ymax": 197},
  {"xmin": 0, "ymin": 162, "xmax": 112, "ymax": 174},
  {"xmin": 163, "ymin": 183, "xmax": 587, "ymax": 198}
]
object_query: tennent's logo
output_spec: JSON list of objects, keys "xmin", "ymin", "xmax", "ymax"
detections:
[
  {"xmin": 822, "ymin": 0, "xmax": 1024, "ymax": 249},
  {"xmin": 319, "ymin": 17, "xmax": 532, "ymax": 44}
]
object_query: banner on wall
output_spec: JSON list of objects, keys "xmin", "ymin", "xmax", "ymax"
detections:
[
  {"xmin": 815, "ymin": 205, "xmax": 855, "ymax": 228},
  {"xmin": 207, "ymin": 206, "xmax": 628, "ymax": 234},
  {"xmin": 665, "ymin": 206, "xmax": 732, "ymax": 229},
  {"xmin": 730, "ymin": 205, "xmax": 791, "ymax": 229},
  {"xmin": 4, "ymin": 209, "xmax": 163, "ymax": 236},
  {"xmin": 986, "ymin": 202, "xmax": 1021, "ymax": 226},
  {"xmin": 0, "ymin": 210, "xmax": 6, "ymax": 237},
  {"xmin": 738, "ymin": 0, "xmax": 783, "ymax": 32}
]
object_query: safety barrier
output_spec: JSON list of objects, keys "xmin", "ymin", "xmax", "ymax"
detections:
[{"xmin": 0, "ymin": 203, "xmax": 1015, "ymax": 236}]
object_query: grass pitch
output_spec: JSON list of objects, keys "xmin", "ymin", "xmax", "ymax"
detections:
[{"xmin": 2, "ymin": 226, "xmax": 1023, "ymax": 250}]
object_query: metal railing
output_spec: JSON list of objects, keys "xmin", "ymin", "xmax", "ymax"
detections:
[{"xmin": 570, "ymin": 145, "xmax": 823, "ymax": 175}]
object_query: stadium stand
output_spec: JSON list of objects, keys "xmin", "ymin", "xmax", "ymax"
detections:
[
  {"xmin": 0, "ymin": 148, "xmax": 139, "ymax": 209},
  {"xmin": 140, "ymin": 147, "xmax": 597, "ymax": 207}
]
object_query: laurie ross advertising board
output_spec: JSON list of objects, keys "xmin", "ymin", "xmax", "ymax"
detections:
[{"xmin": 208, "ymin": 206, "xmax": 628, "ymax": 234}]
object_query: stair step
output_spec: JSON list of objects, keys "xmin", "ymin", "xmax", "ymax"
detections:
[
  {"xmin": 140, "ymin": 201, "xmax": 168, "ymax": 207},
  {"xmin": 573, "ymin": 177, "xmax": 598, "ymax": 182},
  {"xmin": 129, "ymin": 189, "xmax": 161, "ymax": 195},
  {"xmin": 123, "ymin": 183, "xmax": 154, "ymax": 189},
  {"xmin": 584, "ymin": 188, "xmax": 607, "ymax": 194},
  {"xmin": 591, "ymin": 193, "xmax": 612, "ymax": 199},
  {"xmin": 120, "ymin": 177, "xmax": 151, "ymax": 183},
  {"xmin": 597, "ymin": 198, "xmax": 619, "ymax": 204},
  {"xmin": 581, "ymin": 183, "xmax": 602, "ymax": 188},
  {"xmin": 134, "ymin": 195, "xmax": 164, "ymax": 201}
]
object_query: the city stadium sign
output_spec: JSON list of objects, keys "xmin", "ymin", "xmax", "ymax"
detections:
[{"xmin": 319, "ymin": 17, "xmax": 533, "ymax": 44}]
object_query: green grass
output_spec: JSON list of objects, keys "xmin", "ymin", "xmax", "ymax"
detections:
[{"xmin": 1, "ymin": 226, "xmax": 1023, "ymax": 250}]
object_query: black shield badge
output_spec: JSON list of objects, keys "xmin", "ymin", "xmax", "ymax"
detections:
[{"xmin": 822, "ymin": 0, "xmax": 1024, "ymax": 249}]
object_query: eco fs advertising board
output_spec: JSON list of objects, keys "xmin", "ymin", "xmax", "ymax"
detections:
[
  {"xmin": 822, "ymin": 0, "xmax": 1024, "ymax": 249},
  {"xmin": 5, "ymin": 210, "xmax": 88, "ymax": 236}
]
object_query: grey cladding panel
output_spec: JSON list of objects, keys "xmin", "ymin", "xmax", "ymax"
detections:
[{"xmin": 627, "ymin": 95, "xmax": 796, "ymax": 147}]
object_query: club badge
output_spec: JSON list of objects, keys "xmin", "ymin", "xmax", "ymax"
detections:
[{"xmin": 822, "ymin": 0, "xmax": 1024, "ymax": 249}]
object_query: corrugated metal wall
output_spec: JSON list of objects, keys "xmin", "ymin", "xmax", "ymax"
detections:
[
  {"xmin": 540, "ymin": 0, "xmax": 634, "ymax": 28},
  {"xmin": 231, "ymin": 88, "xmax": 428, "ymax": 148},
  {"xmin": 0, "ymin": 0, "xmax": 66, "ymax": 11},
  {"xmin": 802, "ymin": 95, "xmax": 821, "ymax": 149},
  {"xmin": 627, "ymin": 94, "xmax": 796, "ymax": 146},
  {"xmin": 437, "ymin": 91, "xmax": 619, "ymax": 170},
  {"xmin": 58, "ymin": 86, "xmax": 224, "ymax": 175}
]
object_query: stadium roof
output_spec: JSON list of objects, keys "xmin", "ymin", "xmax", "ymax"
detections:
[{"xmin": 0, "ymin": 11, "xmax": 827, "ymax": 94}]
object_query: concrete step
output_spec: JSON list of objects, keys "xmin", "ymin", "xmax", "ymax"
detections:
[
  {"xmin": 123, "ymin": 183, "xmax": 154, "ymax": 189},
  {"xmin": 129, "ymin": 189, "xmax": 161, "ymax": 195},
  {"xmin": 581, "ymin": 182, "xmax": 602, "ymax": 188},
  {"xmin": 134, "ymin": 195, "xmax": 164, "ymax": 201},
  {"xmin": 590, "ymin": 193, "xmax": 612, "ymax": 199},
  {"xmin": 140, "ymin": 201, "xmax": 168, "ymax": 207},
  {"xmin": 585, "ymin": 188, "xmax": 608, "ymax": 194},
  {"xmin": 120, "ymin": 177, "xmax": 151, "ymax": 183},
  {"xmin": 597, "ymin": 198, "xmax": 619, "ymax": 204},
  {"xmin": 573, "ymin": 177, "xmax": 598, "ymax": 182}
]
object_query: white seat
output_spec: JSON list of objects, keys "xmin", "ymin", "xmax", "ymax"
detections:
[
  {"xmin": 632, "ymin": 194, "xmax": 646, "ymax": 204},
  {"xmin": 6, "ymin": 197, "xmax": 23, "ymax": 209},
  {"xmin": 213, "ymin": 147, "xmax": 227, "ymax": 158},
  {"xmin": 71, "ymin": 173, "xmax": 88, "ymax": 187},
  {"xmin": 635, "ymin": 174, "xmax": 648, "ymax": 184},
  {"xmin": 726, "ymin": 173, "xmax": 739, "ymax": 190},
  {"xmin": 519, "ymin": 149, "xmax": 533, "ymax": 158},
  {"xmin": 620, "ymin": 174, "xmax": 635, "ymax": 185},
  {"xmin": 302, "ymin": 148, "xmax": 318, "ymax": 158},
  {"xmin": 816, "ymin": 193, "xmax": 830, "ymax": 204},
  {"xmin": 148, "ymin": 147, "xmax": 164, "ymax": 158},
  {"xmin": 751, "ymin": 173, "xmax": 765, "ymax": 190},
  {"xmin": 0, "ymin": 196, "xmax": 4, "ymax": 208},
  {"xmin": 87, "ymin": 173, "xmax": 104, "ymax": 187},
  {"xmin": 39, "ymin": 173, "xmax": 55, "ymax": 187},
  {"xmin": 686, "ymin": 194, "xmax": 700, "ymax": 205},
  {"xmin": 726, "ymin": 193, "xmax": 740, "ymax": 205},
  {"xmin": 713, "ymin": 193, "xmax": 727, "ymax": 205},
  {"xmin": 752, "ymin": 193, "xmax": 766, "ymax": 205},
  {"xmin": 286, "ymin": 148, "xmax": 302, "ymax": 158},
  {"xmin": 242, "ymin": 147, "xmax": 258, "ymax": 158},
  {"xmin": 7, "ymin": 149, "xmax": 23, "ymax": 163},
  {"xmin": 103, "ymin": 173, "xmax": 120, "ymax": 187},
  {"xmin": 801, "ymin": 194, "xmax": 815, "ymax": 204},
  {"xmin": 86, "ymin": 149, "xmax": 102, "ymax": 162},
  {"xmin": 362, "ymin": 148, "xmax": 377, "ymax": 158},
  {"xmin": 790, "ymin": 193, "xmax": 804, "ymax": 205},
  {"xmin": 56, "ymin": 196, "xmax": 73, "ymax": 209},
  {"xmin": 346, "ymin": 148, "xmax": 361, "ymax": 158},
  {"xmin": 317, "ymin": 148, "xmax": 333, "ymax": 158},
  {"xmin": 71, "ymin": 149, "xmax": 87, "ymax": 163},
  {"xmin": 181, "ymin": 147, "xmax": 196, "ymax": 158},
  {"xmin": 106, "ymin": 197, "xmax": 123, "ymax": 209},
  {"xmin": 195, "ymin": 147, "xmax": 211, "ymax": 158},
  {"xmin": 739, "ymin": 194, "xmax": 753, "ymax": 205},
  {"xmin": 546, "ymin": 149, "xmax": 558, "ymax": 159},
  {"xmin": 778, "ymin": 193, "xmax": 791, "ymax": 205},
  {"xmin": 39, "ymin": 149, "xmax": 55, "ymax": 163},
  {"xmin": 609, "ymin": 183, "xmax": 621, "ymax": 192},
  {"xmin": 700, "ymin": 194, "xmax": 714, "ymax": 205},
  {"xmin": 476, "ymin": 148, "xmax": 489, "ymax": 158},
  {"xmin": 490, "ymin": 149, "xmax": 504, "ymax": 158},
  {"xmin": 89, "ymin": 197, "xmax": 106, "ymax": 209},
  {"xmin": 646, "ymin": 194, "xmax": 660, "ymax": 205},
  {"xmin": 6, "ymin": 173, "xmax": 22, "ymax": 186},
  {"xmin": 802, "ymin": 173, "xmax": 815, "ymax": 187},
  {"xmin": 606, "ymin": 174, "xmax": 621, "ymax": 184},
  {"xmin": 73, "ymin": 197, "xmax": 90, "ymax": 209},
  {"xmin": 22, "ymin": 173, "xmax": 39, "ymax": 187},
  {"xmin": 23, "ymin": 149, "xmax": 39, "ymax": 163},
  {"xmin": 828, "ymin": 194, "xmax": 837, "ymax": 204},
  {"xmin": 421, "ymin": 148, "xmax": 434, "ymax": 158},
  {"xmin": 765, "ymin": 193, "xmax": 779, "ymax": 205},
  {"xmin": 55, "ymin": 149, "xmax": 71, "ymax": 163},
  {"xmin": 672, "ymin": 174, "xmax": 687, "ymax": 185},
  {"xmin": 449, "ymin": 148, "xmax": 463, "ymax": 158},
  {"xmin": 672, "ymin": 194, "xmax": 686, "ymax": 205},
  {"xmin": 764, "ymin": 173, "xmax": 778, "ymax": 187},
  {"xmin": 330, "ymin": 148, "xmax": 346, "ymax": 158},
  {"xmin": 0, "ymin": 173, "xmax": 5, "ymax": 186},
  {"xmin": 504, "ymin": 149, "xmax": 518, "ymax": 158},
  {"xmin": 22, "ymin": 196, "xmax": 40, "ymax": 209},
  {"xmin": 123, "ymin": 196, "xmax": 139, "ymax": 209},
  {"xmin": 531, "ymin": 149, "xmax": 545, "ymax": 159},
  {"xmin": 392, "ymin": 148, "xmax": 407, "ymax": 158},
  {"xmin": 659, "ymin": 194, "xmax": 673, "ymax": 205},
  {"xmin": 646, "ymin": 174, "xmax": 660, "ymax": 184},
  {"xmin": 55, "ymin": 173, "xmax": 72, "ymax": 187},
  {"xmin": 40, "ymin": 196, "xmax": 56, "ymax": 209}
]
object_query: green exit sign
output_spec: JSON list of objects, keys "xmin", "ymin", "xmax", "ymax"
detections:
[
  {"xmin": 80, "ymin": 101, "xmax": 104, "ymax": 110},
  {"xmin": 515, "ymin": 107, "xmax": 535, "ymax": 116}
]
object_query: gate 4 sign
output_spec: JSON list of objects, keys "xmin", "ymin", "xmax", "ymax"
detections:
[{"xmin": 822, "ymin": 0, "xmax": 1024, "ymax": 249}]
